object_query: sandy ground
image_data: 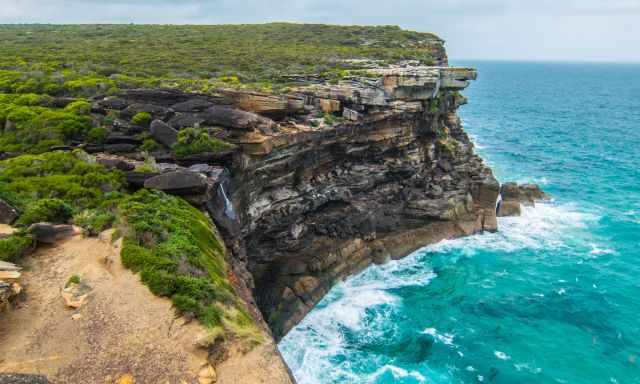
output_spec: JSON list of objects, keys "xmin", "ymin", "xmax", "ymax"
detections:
[
  {"xmin": 0, "ymin": 229, "xmax": 295, "ymax": 384},
  {"xmin": 0, "ymin": 231, "xmax": 209, "ymax": 383}
]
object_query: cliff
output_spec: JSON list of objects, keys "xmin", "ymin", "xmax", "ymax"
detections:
[{"xmin": 0, "ymin": 24, "xmax": 505, "ymax": 382}]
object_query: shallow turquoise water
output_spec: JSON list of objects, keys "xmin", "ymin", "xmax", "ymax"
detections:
[{"xmin": 279, "ymin": 61, "xmax": 640, "ymax": 383}]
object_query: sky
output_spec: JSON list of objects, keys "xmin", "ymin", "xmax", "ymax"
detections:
[{"xmin": 2, "ymin": 0, "xmax": 640, "ymax": 62}]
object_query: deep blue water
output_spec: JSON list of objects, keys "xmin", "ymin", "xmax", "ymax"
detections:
[{"xmin": 279, "ymin": 61, "xmax": 640, "ymax": 383}]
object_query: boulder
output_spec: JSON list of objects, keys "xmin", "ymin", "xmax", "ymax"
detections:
[
  {"xmin": 171, "ymin": 99, "xmax": 214, "ymax": 112},
  {"xmin": 28, "ymin": 223, "xmax": 78, "ymax": 244},
  {"xmin": 201, "ymin": 106, "xmax": 273, "ymax": 131},
  {"xmin": 150, "ymin": 119, "xmax": 178, "ymax": 148},
  {"xmin": 144, "ymin": 171, "xmax": 208, "ymax": 195},
  {"xmin": 167, "ymin": 113, "xmax": 206, "ymax": 130},
  {"xmin": 121, "ymin": 103, "xmax": 172, "ymax": 120},
  {"xmin": 96, "ymin": 157, "xmax": 135, "ymax": 171},
  {"xmin": 0, "ymin": 199, "xmax": 18, "ymax": 224},
  {"xmin": 125, "ymin": 171, "xmax": 160, "ymax": 188}
]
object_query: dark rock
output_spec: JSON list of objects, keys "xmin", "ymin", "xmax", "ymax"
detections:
[
  {"xmin": 0, "ymin": 199, "xmax": 18, "ymax": 224},
  {"xmin": 48, "ymin": 145, "xmax": 74, "ymax": 152},
  {"xmin": 144, "ymin": 171, "xmax": 208, "ymax": 195},
  {"xmin": 150, "ymin": 119, "xmax": 178, "ymax": 147},
  {"xmin": 0, "ymin": 374, "xmax": 49, "ymax": 384},
  {"xmin": 171, "ymin": 99, "xmax": 214, "ymax": 112},
  {"xmin": 103, "ymin": 143, "xmax": 138, "ymax": 153},
  {"xmin": 188, "ymin": 164, "xmax": 225, "ymax": 176},
  {"xmin": 125, "ymin": 171, "xmax": 160, "ymax": 188},
  {"xmin": 168, "ymin": 113, "xmax": 206, "ymax": 130},
  {"xmin": 104, "ymin": 135, "xmax": 143, "ymax": 145},
  {"xmin": 28, "ymin": 223, "xmax": 77, "ymax": 244},
  {"xmin": 121, "ymin": 103, "xmax": 172, "ymax": 120},
  {"xmin": 46, "ymin": 97, "xmax": 77, "ymax": 108},
  {"xmin": 98, "ymin": 97, "xmax": 128, "ymax": 110},
  {"xmin": 201, "ymin": 106, "xmax": 273, "ymax": 131},
  {"xmin": 174, "ymin": 151, "xmax": 236, "ymax": 167},
  {"xmin": 97, "ymin": 158, "xmax": 135, "ymax": 171}
]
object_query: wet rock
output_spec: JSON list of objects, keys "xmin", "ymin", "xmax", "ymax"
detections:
[
  {"xmin": 144, "ymin": 171, "xmax": 208, "ymax": 195},
  {"xmin": 0, "ymin": 199, "xmax": 18, "ymax": 224},
  {"xmin": 28, "ymin": 223, "xmax": 78, "ymax": 244},
  {"xmin": 497, "ymin": 200, "xmax": 521, "ymax": 217},
  {"xmin": 500, "ymin": 182, "xmax": 549, "ymax": 209},
  {"xmin": 150, "ymin": 119, "xmax": 178, "ymax": 148}
]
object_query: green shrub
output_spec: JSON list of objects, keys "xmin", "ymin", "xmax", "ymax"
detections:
[
  {"xmin": 73, "ymin": 208, "xmax": 115, "ymax": 235},
  {"xmin": 66, "ymin": 275, "xmax": 80, "ymax": 287},
  {"xmin": 64, "ymin": 100, "xmax": 91, "ymax": 115},
  {"xmin": 140, "ymin": 138, "xmax": 161, "ymax": 152},
  {"xmin": 16, "ymin": 198, "xmax": 72, "ymax": 226},
  {"xmin": 87, "ymin": 127, "xmax": 109, "ymax": 144},
  {"xmin": 0, "ymin": 233, "xmax": 35, "ymax": 262},
  {"xmin": 0, "ymin": 151, "xmax": 124, "ymax": 214},
  {"xmin": 172, "ymin": 127, "xmax": 235, "ymax": 157},
  {"xmin": 131, "ymin": 112, "xmax": 152, "ymax": 127}
]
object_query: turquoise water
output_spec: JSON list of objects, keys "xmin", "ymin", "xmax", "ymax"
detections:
[{"xmin": 279, "ymin": 61, "xmax": 640, "ymax": 383}]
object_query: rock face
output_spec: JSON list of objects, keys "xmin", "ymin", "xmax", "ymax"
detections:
[
  {"xmin": 204, "ymin": 65, "xmax": 499, "ymax": 339},
  {"xmin": 84, "ymin": 53, "xmax": 499, "ymax": 343}
]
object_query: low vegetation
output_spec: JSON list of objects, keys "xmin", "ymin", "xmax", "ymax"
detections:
[
  {"xmin": 172, "ymin": 127, "xmax": 236, "ymax": 157},
  {"xmin": 116, "ymin": 189, "xmax": 260, "ymax": 340},
  {"xmin": 0, "ymin": 23, "xmax": 440, "ymax": 94}
]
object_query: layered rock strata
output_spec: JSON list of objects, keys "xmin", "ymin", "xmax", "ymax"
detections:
[{"xmin": 80, "ymin": 61, "xmax": 499, "ymax": 342}]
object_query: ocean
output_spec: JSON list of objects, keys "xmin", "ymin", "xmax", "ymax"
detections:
[{"xmin": 278, "ymin": 61, "xmax": 640, "ymax": 383}]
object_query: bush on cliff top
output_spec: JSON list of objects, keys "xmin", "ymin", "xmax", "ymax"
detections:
[
  {"xmin": 0, "ymin": 151, "xmax": 124, "ymax": 225},
  {"xmin": 172, "ymin": 127, "xmax": 236, "ymax": 157}
]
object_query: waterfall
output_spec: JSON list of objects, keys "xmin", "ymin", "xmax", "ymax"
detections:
[{"xmin": 218, "ymin": 184, "xmax": 237, "ymax": 220}]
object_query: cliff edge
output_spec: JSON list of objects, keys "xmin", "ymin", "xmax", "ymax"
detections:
[{"xmin": 0, "ymin": 24, "xmax": 507, "ymax": 382}]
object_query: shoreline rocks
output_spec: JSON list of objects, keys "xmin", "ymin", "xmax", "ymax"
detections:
[{"xmin": 497, "ymin": 182, "xmax": 550, "ymax": 217}]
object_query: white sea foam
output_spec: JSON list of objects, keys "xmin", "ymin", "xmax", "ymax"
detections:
[
  {"xmin": 368, "ymin": 365, "xmax": 427, "ymax": 383},
  {"xmin": 427, "ymin": 202, "xmax": 596, "ymax": 256},
  {"xmin": 280, "ymin": 201, "xmax": 599, "ymax": 383},
  {"xmin": 422, "ymin": 327, "xmax": 455, "ymax": 346}
]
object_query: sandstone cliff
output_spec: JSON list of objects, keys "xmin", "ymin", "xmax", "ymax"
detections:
[
  {"xmin": 2, "ymin": 30, "xmax": 505, "ymax": 382},
  {"xmin": 83, "ymin": 56, "xmax": 499, "ymax": 342}
]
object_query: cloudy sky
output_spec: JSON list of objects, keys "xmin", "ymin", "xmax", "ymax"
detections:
[{"xmin": 2, "ymin": 0, "xmax": 639, "ymax": 62}]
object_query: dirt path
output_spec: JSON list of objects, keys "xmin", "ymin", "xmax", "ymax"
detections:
[{"xmin": 0, "ymin": 231, "xmax": 209, "ymax": 383}]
